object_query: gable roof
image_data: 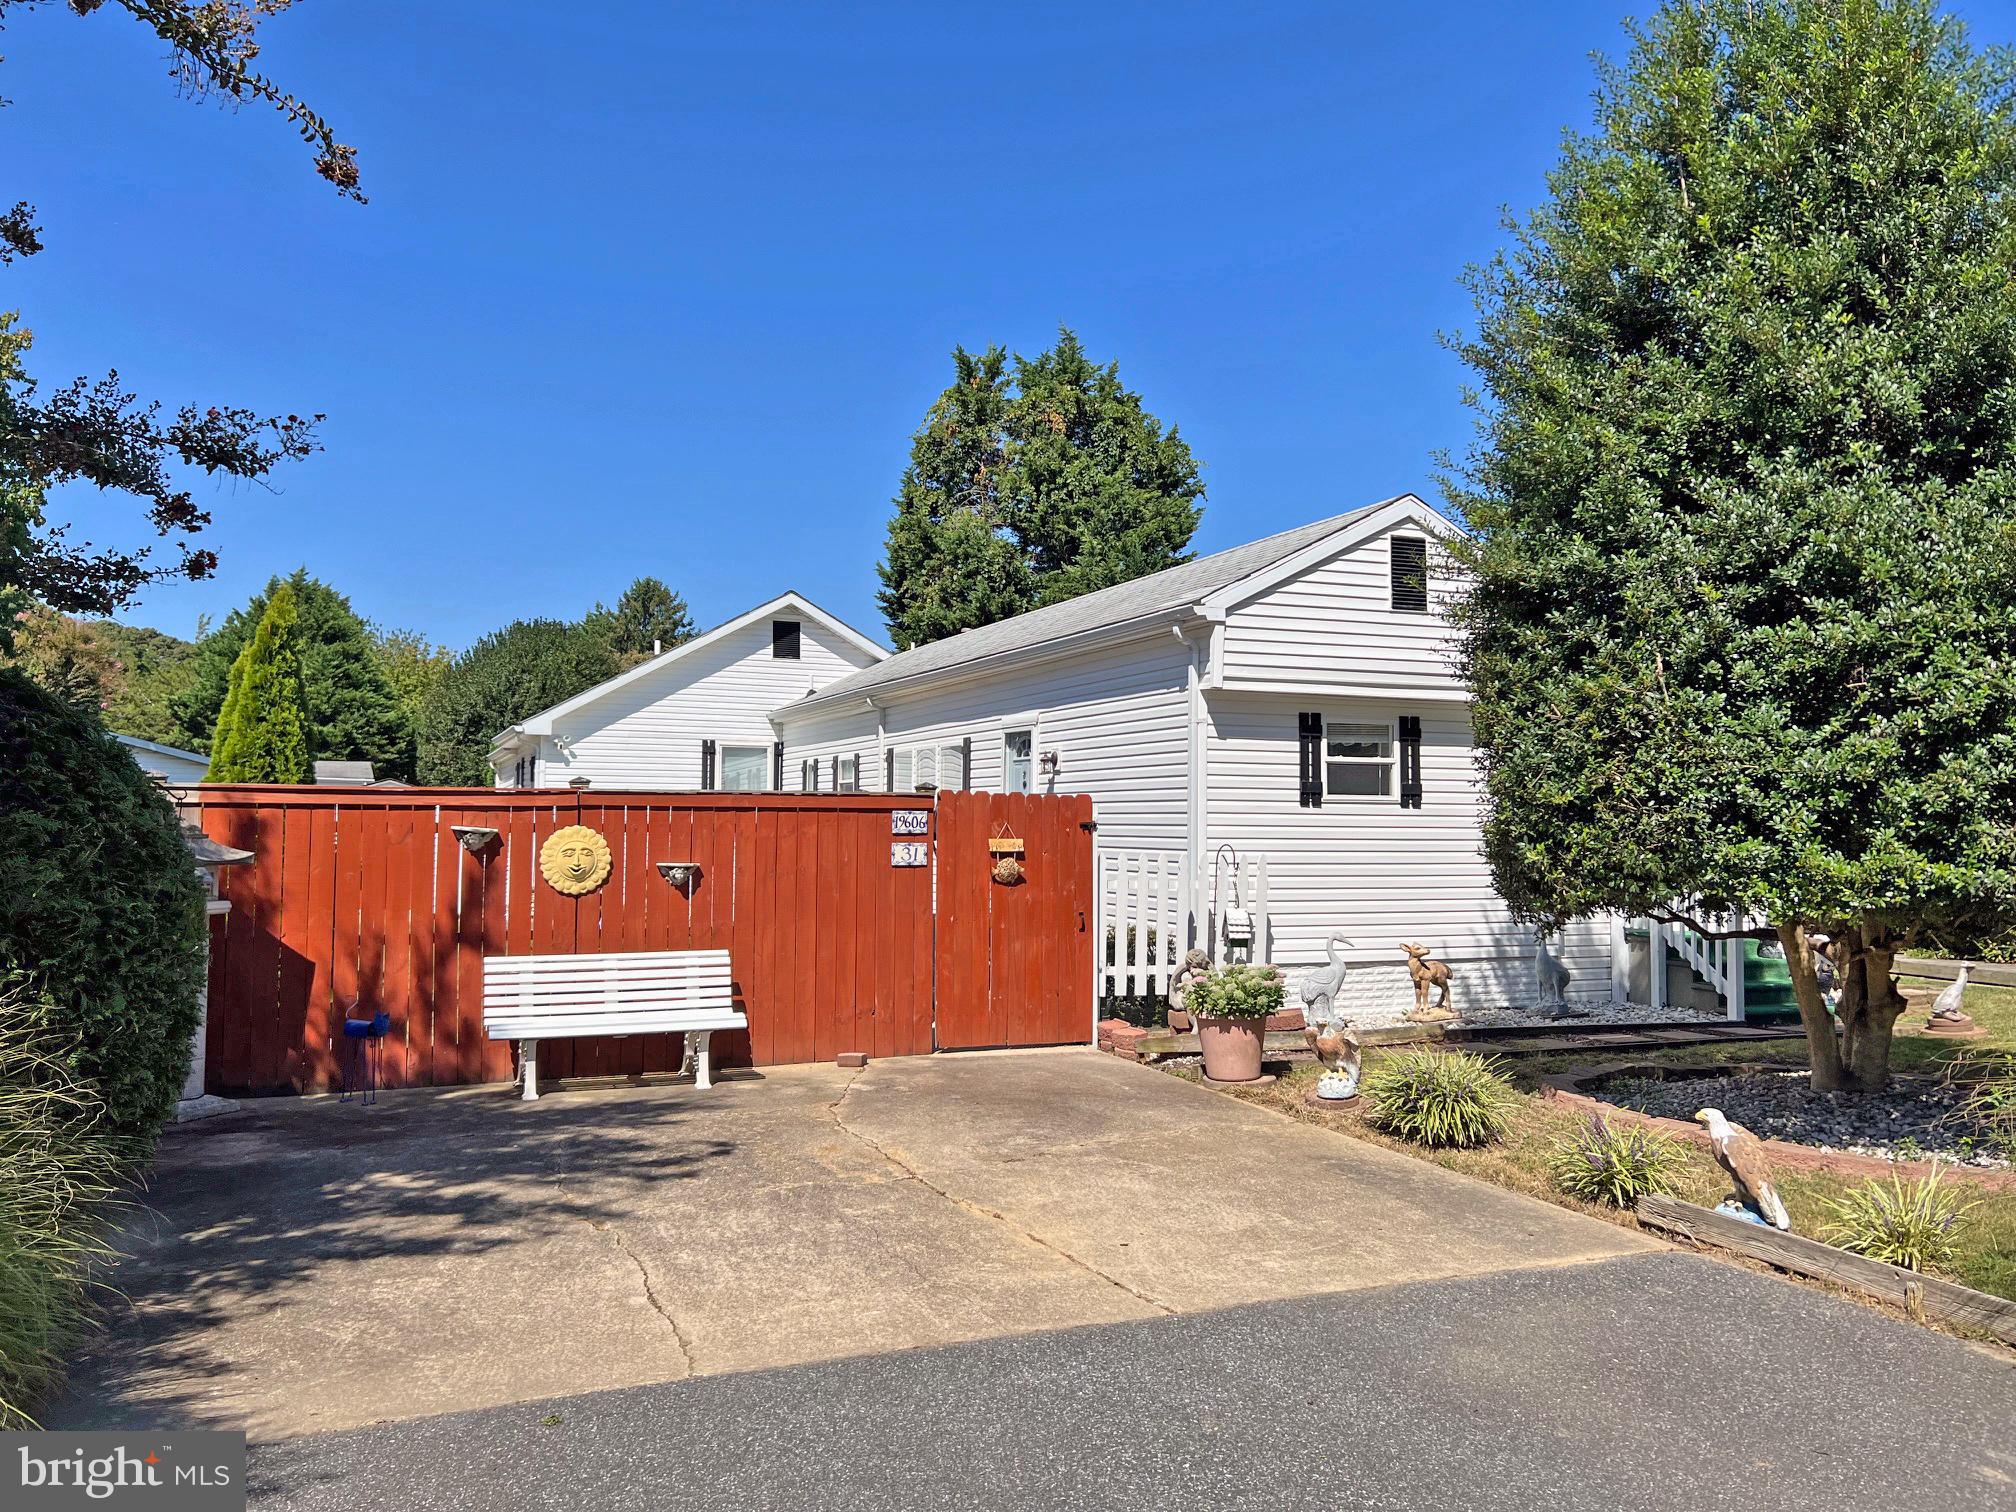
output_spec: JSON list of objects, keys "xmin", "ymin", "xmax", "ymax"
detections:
[
  {"xmin": 495, "ymin": 592, "xmax": 887, "ymax": 745},
  {"xmin": 781, "ymin": 494, "xmax": 1452, "ymax": 716}
]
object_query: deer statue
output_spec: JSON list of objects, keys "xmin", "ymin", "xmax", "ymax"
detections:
[
  {"xmin": 1399, "ymin": 943, "xmax": 1453, "ymax": 1021},
  {"xmin": 1533, "ymin": 930, "xmax": 1571, "ymax": 1010}
]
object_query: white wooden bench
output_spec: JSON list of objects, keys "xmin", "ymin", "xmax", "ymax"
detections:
[{"xmin": 481, "ymin": 949, "xmax": 745, "ymax": 1101}]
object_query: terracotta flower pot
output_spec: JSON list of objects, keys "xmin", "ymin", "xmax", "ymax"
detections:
[{"xmin": 1195, "ymin": 1015, "xmax": 1266, "ymax": 1082}]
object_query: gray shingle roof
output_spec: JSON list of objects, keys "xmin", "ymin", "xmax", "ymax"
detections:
[{"xmin": 790, "ymin": 497, "xmax": 1406, "ymax": 711}]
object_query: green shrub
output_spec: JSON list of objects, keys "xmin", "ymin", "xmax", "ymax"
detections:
[
  {"xmin": 0, "ymin": 669, "xmax": 207, "ymax": 1146},
  {"xmin": 1364, "ymin": 1049, "xmax": 1517, "ymax": 1148},
  {"xmin": 0, "ymin": 981, "xmax": 125, "ymax": 1428},
  {"xmin": 1183, "ymin": 963, "xmax": 1286, "ymax": 1020},
  {"xmin": 1546, "ymin": 1114, "xmax": 1686, "ymax": 1207},
  {"xmin": 1822, "ymin": 1168, "xmax": 1978, "ymax": 1274},
  {"xmin": 1948, "ymin": 1052, "xmax": 2016, "ymax": 1161}
]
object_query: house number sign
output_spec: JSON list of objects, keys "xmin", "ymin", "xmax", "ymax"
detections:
[
  {"xmin": 891, "ymin": 842, "xmax": 929, "ymax": 868},
  {"xmin": 891, "ymin": 810, "xmax": 930, "ymax": 835}
]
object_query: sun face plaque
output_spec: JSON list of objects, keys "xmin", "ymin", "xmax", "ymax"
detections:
[{"xmin": 539, "ymin": 824, "xmax": 613, "ymax": 896}]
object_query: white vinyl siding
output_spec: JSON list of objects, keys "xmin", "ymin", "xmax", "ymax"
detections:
[
  {"xmin": 519, "ymin": 618, "xmax": 877, "ymax": 791},
  {"xmin": 1218, "ymin": 522, "xmax": 1464, "ymax": 697},
  {"xmin": 1205, "ymin": 691, "xmax": 1610, "ymax": 1013}
]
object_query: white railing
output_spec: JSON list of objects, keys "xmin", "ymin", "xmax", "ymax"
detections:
[
  {"xmin": 1096, "ymin": 849, "xmax": 1192, "ymax": 1001},
  {"xmin": 1646, "ymin": 913, "xmax": 1750, "ymax": 1021},
  {"xmin": 1094, "ymin": 849, "xmax": 1273, "ymax": 1005}
]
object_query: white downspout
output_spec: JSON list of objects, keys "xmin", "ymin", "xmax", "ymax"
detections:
[{"xmin": 1178, "ymin": 623, "xmax": 1210, "ymax": 954}]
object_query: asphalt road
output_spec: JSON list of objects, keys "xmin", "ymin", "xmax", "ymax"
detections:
[{"xmin": 244, "ymin": 1251, "xmax": 2014, "ymax": 1512}]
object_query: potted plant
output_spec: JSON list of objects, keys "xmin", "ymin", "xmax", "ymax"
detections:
[{"xmin": 1184, "ymin": 963, "xmax": 1285, "ymax": 1082}]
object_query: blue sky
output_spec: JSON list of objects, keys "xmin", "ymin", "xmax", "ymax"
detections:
[{"xmin": 12, "ymin": 1, "xmax": 2014, "ymax": 650}]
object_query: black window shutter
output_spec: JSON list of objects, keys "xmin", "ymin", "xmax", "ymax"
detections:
[
  {"xmin": 773, "ymin": 741, "xmax": 785, "ymax": 791},
  {"xmin": 700, "ymin": 739, "xmax": 716, "ymax": 791},
  {"xmin": 851, "ymin": 752, "xmax": 862, "ymax": 793},
  {"xmin": 961, "ymin": 736, "xmax": 972, "ymax": 790},
  {"xmin": 829, "ymin": 755, "xmax": 839, "ymax": 791},
  {"xmin": 1398, "ymin": 715, "xmax": 1423, "ymax": 808},
  {"xmin": 885, "ymin": 749, "xmax": 895, "ymax": 790},
  {"xmin": 1390, "ymin": 537, "xmax": 1429, "ymax": 613},
  {"xmin": 1298, "ymin": 713, "xmax": 1323, "ymax": 808}
]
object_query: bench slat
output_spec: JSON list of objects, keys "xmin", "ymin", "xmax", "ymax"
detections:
[{"xmin": 489, "ymin": 1013, "xmax": 746, "ymax": 1040}]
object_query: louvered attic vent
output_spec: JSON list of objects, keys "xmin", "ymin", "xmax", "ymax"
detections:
[{"xmin": 1390, "ymin": 536, "xmax": 1429, "ymax": 613}]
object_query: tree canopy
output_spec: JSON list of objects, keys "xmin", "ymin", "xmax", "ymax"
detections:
[
  {"xmin": 417, "ymin": 619, "xmax": 621, "ymax": 786},
  {"xmin": 877, "ymin": 329, "xmax": 1204, "ymax": 649},
  {"xmin": 1446, "ymin": 0, "xmax": 2016, "ymax": 1091},
  {"xmin": 590, "ymin": 576, "xmax": 699, "ymax": 669},
  {"xmin": 206, "ymin": 582, "xmax": 311, "ymax": 782},
  {"xmin": 0, "ymin": 1, "xmax": 357, "ymax": 635},
  {"xmin": 175, "ymin": 571, "xmax": 415, "ymax": 777}
]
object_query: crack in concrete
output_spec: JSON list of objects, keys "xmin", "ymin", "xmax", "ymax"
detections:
[
  {"xmin": 828, "ymin": 1072, "xmax": 1176, "ymax": 1317},
  {"xmin": 551, "ymin": 1172, "xmax": 699, "ymax": 1375}
]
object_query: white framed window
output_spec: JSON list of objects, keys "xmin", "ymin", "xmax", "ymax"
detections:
[
  {"xmin": 720, "ymin": 744, "xmax": 770, "ymax": 792},
  {"xmin": 1003, "ymin": 728, "xmax": 1034, "ymax": 794},
  {"xmin": 837, "ymin": 754, "xmax": 858, "ymax": 793},
  {"xmin": 1324, "ymin": 719, "xmax": 1394, "ymax": 798},
  {"xmin": 800, "ymin": 758, "xmax": 818, "ymax": 792},
  {"xmin": 887, "ymin": 742, "xmax": 968, "ymax": 793}
]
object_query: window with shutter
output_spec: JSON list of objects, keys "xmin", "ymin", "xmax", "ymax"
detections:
[
  {"xmin": 936, "ymin": 742, "xmax": 966, "ymax": 791},
  {"xmin": 1390, "ymin": 536, "xmax": 1430, "ymax": 613},
  {"xmin": 892, "ymin": 748, "xmax": 913, "ymax": 792},
  {"xmin": 700, "ymin": 740, "xmax": 716, "ymax": 791},
  {"xmin": 839, "ymin": 753, "xmax": 858, "ymax": 793},
  {"xmin": 1324, "ymin": 720, "xmax": 1394, "ymax": 797}
]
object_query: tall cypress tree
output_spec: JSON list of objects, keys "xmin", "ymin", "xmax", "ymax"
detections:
[
  {"xmin": 875, "ymin": 331, "xmax": 1204, "ymax": 649},
  {"xmin": 174, "ymin": 570, "xmax": 415, "ymax": 778},
  {"xmin": 206, "ymin": 583, "xmax": 311, "ymax": 783}
]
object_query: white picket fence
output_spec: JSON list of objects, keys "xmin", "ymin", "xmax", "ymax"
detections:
[{"xmin": 1095, "ymin": 848, "xmax": 1270, "ymax": 1003}]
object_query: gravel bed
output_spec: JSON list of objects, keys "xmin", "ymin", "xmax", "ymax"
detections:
[
  {"xmin": 1446, "ymin": 1001, "xmax": 1720, "ymax": 1030},
  {"xmin": 1600, "ymin": 1069, "xmax": 2009, "ymax": 1169}
]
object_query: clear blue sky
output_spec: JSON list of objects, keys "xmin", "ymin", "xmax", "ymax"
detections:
[{"xmin": 13, "ymin": 1, "xmax": 2015, "ymax": 651}]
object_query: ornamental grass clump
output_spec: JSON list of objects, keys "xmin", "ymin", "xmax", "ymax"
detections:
[
  {"xmin": 1546, "ymin": 1114, "xmax": 1685, "ymax": 1208},
  {"xmin": 0, "ymin": 983, "xmax": 126, "ymax": 1429},
  {"xmin": 1182, "ymin": 963, "xmax": 1285, "ymax": 1020},
  {"xmin": 1821, "ymin": 1167, "xmax": 1978, "ymax": 1275},
  {"xmin": 1363, "ymin": 1049, "xmax": 1516, "ymax": 1149}
]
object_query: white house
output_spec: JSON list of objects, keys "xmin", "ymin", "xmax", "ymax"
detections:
[
  {"xmin": 491, "ymin": 499, "xmax": 1616, "ymax": 1016},
  {"xmin": 116, "ymin": 733, "xmax": 209, "ymax": 786},
  {"xmin": 490, "ymin": 592, "xmax": 887, "ymax": 790},
  {"xmin": 770, "ymin": 493, "xmax": 1614, "ymax": 1016}
]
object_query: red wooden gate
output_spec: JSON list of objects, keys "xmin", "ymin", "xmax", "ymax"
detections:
[
  {"xmin": 198, "ymin": 785, "xmax": 1090, "ymax": 1095},
  {"xmin": 931, "ymin": 790, "xmax": 1096, "ymax": 1050}
]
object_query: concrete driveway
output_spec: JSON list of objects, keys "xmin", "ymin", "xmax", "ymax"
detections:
[{"xmin": 56, "ymin": 1048, "xmax": 1656, "ymax": 1439}]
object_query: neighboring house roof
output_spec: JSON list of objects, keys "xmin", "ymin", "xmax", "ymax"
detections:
[
  {"xmin": 783, "ymin": 494, "xmax": 1454, "ymax": 716},
  {"xmin": 115, "ymin": 734, "xmax": 208, "ymax": 766},
  {"xmin": 314, "ymin": 761, "xmax": 378, "ymax": 785},
  {"xmin": 493, "ymin": 591, "xmax": 889, "ymax": 747}
]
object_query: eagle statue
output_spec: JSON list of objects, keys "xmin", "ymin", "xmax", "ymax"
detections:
[{"xmin": 1693, "ymin": 1107, "xmax": 1791, "ymax": 1230}]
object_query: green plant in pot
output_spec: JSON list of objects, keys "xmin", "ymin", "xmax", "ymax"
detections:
[{"xmin": 1184, "ymin": 963, "xmax": 1284, "ymax": 1082}]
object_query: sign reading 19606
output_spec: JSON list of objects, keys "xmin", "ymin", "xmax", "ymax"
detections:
[{"xmin": 890, "ymin": 810, "xmax": 930, "ymax": 835}]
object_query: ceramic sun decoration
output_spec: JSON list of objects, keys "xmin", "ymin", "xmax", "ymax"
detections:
[
  {"xmin": 1399, "ymin": 942, "xmax": 1453, "ymax": 1021},
  {"xmin": 1694, "ymin": 1107, "xmax": 1791, "ymax": 1230}
]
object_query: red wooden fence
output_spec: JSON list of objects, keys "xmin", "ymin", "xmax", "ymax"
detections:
[{"xmin": 197, "ymin": 786, "xmax": 1091, "ymax": 1095}]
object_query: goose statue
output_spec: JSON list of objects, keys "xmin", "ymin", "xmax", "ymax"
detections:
[
  {"xmin": 1299, "ymin": 932, "xmax": 1359, "ymax": 1101},
  {"xmin": 1924, "ymin": 963, "xmax": 1982, "ymax": 1036},
  {"xmin": 1299, "ymin": 932, "xmax": 1353, "ymax": 1027}
]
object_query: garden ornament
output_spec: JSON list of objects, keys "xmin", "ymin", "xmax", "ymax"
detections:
[
  {"xmin": 1693, "ymin": 1107, "xmax": 1791, "ymax": 1230},
  {"xmin": 1924, "ymin": 961, "xmax": 1983, "ymax": 1037},
  {"xmin": 1533, "ymin": 929, "xmax": 1570, "ymax": 1009},
  {"xmin": 1167, "ymin": 948, "xmax": 1213, "ymax": 1031},
  {"xmin": 1399, "ymin": 942, "xmax": 1453, "ymax": 1021},
  {"xmin": 540, "ymin": 825, "xmax": 613, "ymax": 896},
  {"xmin": 1299, "ymin": 931, "xmax": 1353, "ymax": 1027},
  {"xmin": 1306, "ymin": 1020, "xmax": 1362, "ymax": 1102}
]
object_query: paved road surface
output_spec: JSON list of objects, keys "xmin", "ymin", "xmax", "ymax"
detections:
[{"xmin": 246, "ymin": 1250, "xmax": 2014, "ymax": 1512}]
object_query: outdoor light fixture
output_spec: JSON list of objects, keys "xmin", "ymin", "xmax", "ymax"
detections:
[
  {"xmin": 657, "ymin": 861, "xmax": 700, "ymax": 890},
  {"xmin": 451, "ymin": 825, "xmax": 500, "ymax": 856},
  {"xmin": 1039, "ymin": 749, "xmax": 1061, "ymax": 776},
  {"xmin": 568, "ymin": 776, "xmax": 592, "ymax": 789}
]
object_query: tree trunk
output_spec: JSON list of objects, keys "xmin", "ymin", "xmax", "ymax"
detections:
[
  {"xmin": 1776, "ymin": 921, "xmax": 1846, "ymax": 1090},
  {"xmin": 1837, "ymin": 935, "xmax": 1906, "ymax": 1094}
]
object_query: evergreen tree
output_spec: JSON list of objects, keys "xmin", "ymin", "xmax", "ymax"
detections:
[
  {"xmin": 206, "ymin": 583, "xmax": 310, "ymax": 782},
  {"xmin": 1447, "ymin": 0, "xmax": 2016, "ymax": 1092},
  {"xmin": 175, "ymin": 571, "xmax": 415, "ymax": 778},
  {"xmin": 370, "ymin": 624, "xmax": 451, "ymax": 731},
  {"xmin": 876, "ymin": 346, "xmax": 1026, "ymax": 650},
  {"xmin": 1004, "ymin": 329, "xmax": 1204, "ymax": 607},
  {"xmin": 417, "ymin": 619, "xmax": 621, "ymax": 785},
  {"xmin": 875, "ymin": 332, "xmax": 1203, "ymax": 649},
  {"xmin": 592, "ymin": 577, "xmax": 699, "ymax": 668}
]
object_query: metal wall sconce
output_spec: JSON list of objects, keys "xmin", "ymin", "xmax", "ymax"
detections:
[
  {"xmin": 1039, "ymin": 749, "xmax": 1061, "ymax": 776},
  {"xmin": 451, "ymin": 825, "xmax": 500, "ymax": 856},
  {"xmin": 657, "ymin": 861, "xmax": 700, "ymax": 890}
]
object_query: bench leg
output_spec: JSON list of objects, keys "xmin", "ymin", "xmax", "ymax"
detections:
[
  {"xmin": 692, "ymin": 1031, "xmax": 714, "ymax": 1090},
  {"xmin": 520, "ymin": 1041, "xmax": 539, "ymax": 1102}
]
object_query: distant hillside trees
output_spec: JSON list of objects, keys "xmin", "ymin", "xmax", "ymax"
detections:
[
  {"xmin": 877, "ymin": 328, "xmax": 1204, "ymax": 650},
  {"xmin": 2, "ymin": 605, "xmax": 200, "ymax": 745}
]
